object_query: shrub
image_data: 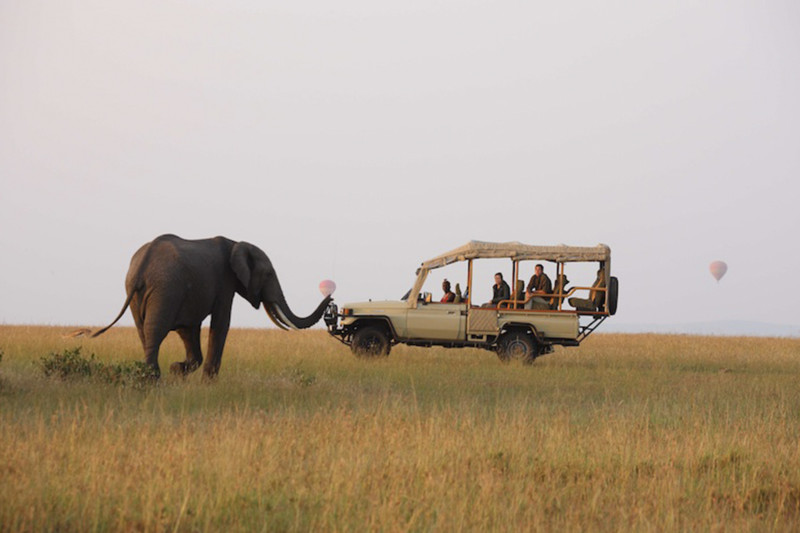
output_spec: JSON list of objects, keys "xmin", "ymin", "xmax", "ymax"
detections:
[
  {"xmin": 37, "ymin": 347, "xmax": 157, "ymax": 388},
  {"xmin": 38, "ymin": 347, "xmax": 98, "ymax": 379},
  {"xmin": 96, "ymin": 360, "xmax": 159, "ymax": 388}
]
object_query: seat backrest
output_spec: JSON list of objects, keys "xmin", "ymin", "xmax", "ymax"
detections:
[
  {"xmin": 590, "ymin": 272, "xmax": 606, "ymax": 310},
  {"xmin": 514, "ymin": 280, "xmax": 525, "ymax": 301},
  {"xmin": 550, "ymin": 275, "xmax": 569, "ymax": 309}
]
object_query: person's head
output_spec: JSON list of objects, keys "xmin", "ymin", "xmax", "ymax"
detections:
[
  {"xmin": 442, "ymin": 279, "xmax": 451, "ymax": 292},
  {"xmin": 494, "ymin": 272, "xmax": 503, "ymax": 285},
  {"xmin": 535, "ymin": 264, "xmax": 544, "ymax": 275}
]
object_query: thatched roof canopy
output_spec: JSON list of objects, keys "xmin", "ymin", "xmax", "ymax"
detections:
[{"xmin": 419, "ymin": 241, "xmax": 610, "ymax": 271}]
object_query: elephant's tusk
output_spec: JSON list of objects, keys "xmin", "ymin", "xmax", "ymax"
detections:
[
  {"xmin": 272, "ymin": 304, "xmax": 299, "ymax": 331},
  {"xmin": 264, "ymin": 306, "xmax": 289, "ymax": 331},
  {"xmin": 270, "ymin": 307, "xmax": 292, "ymax": 331}
]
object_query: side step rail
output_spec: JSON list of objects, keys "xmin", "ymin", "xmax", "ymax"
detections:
[{"xmin": 577, "ymin": 316, "xmax": 607, "ymax": 343}]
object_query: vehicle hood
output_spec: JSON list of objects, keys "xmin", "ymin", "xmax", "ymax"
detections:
[{"xmin": 340, "ymin": 300, "xmax": 409, "ymax": 312}]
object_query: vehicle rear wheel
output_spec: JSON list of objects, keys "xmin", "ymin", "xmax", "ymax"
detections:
[
  {"xmin": 351, "ymin": 326, "xmax": 391, "ymax": 358},
  {"xmin": 496, "ymin": 331, "xmax": 538, "ymax": 364}
]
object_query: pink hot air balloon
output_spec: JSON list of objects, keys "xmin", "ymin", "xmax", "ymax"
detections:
[
  {"xmin": 709, "ymin": 261, "xmax": 727, "ymax": 282},
  {"xmin": 319, "ymin": 279, "xmax": 336, "ymax": 297}
]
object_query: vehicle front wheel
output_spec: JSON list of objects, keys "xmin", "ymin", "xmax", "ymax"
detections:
[
  {"xmin": 351, "ymin": 326, "xmax": 391, "ymax": 358},
  {"xmin": 496, "ymin": 331, "xmax": 538, "ymax": 364}
]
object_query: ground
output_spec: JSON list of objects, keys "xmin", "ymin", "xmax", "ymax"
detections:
[{"xmin": 1, "ymin": 326, "xmax": 799, "ymax": 531}]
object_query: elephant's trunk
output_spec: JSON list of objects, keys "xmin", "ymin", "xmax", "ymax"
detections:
[{"xmin": 268, "ymin": 292, "xmax": 332, "ymax": 330}]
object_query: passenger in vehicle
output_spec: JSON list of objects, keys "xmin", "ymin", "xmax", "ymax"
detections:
[
  {"xmin": 550, "ymin": 274, "xmax": 569, "ymax": 310},
  {"xmin": 483, "ymin": 272, "xmax": 510, "ymax": 307},
  {"xmin": 569, "ymin": 268, "xmax": 605, "ymax": 312},
  {"xmin": 440, "ymin": 279, "xmax": 455, "ymax": 303},
  {"xmin": 525, "ymin": 264, "xmax": 552, "ymax": 310}
]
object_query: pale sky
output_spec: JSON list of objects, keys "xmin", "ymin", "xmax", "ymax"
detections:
[{"xmin": 1, "ymin": 1, "xmax": 799, "ymax": 330}]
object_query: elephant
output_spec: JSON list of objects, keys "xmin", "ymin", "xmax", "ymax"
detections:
[{"xmin": 92, "ymin": 234, "xmax": 332, "ymax": 378}]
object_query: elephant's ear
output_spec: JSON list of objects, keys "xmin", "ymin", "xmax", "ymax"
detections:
[{"xmin": 230, "ymin": 242, "xmax": 261, "ymax": 309}]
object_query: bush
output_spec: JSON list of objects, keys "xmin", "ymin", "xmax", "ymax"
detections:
[
  {"xmin": 96, "ymin": 360, "xmax": 159, "ymax": 387},
  {"xmin": 38, "ymin": 347, "xmax": 97, "ymax": 379},
  {"xmin": 37, "ymin": 347, "xmax": 157, "ymax": 388}
]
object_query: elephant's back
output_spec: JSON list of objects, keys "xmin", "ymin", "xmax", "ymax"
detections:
[
  {"xmin": 126, "ymin": 235, "xmax": 231, "ymax": 291},
  {"xmin": 149, "ymin": 235, "xmax": 234, "ymax": 263}
]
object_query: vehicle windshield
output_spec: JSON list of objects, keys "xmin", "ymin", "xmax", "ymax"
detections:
[{"xmin": 412, "ymin": 262, "xmax": 468, "ymax": 304}]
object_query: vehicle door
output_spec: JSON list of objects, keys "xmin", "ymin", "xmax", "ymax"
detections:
[{"xmin": 405, "ymin": 302, "xmax": 466, "ymax": 341}]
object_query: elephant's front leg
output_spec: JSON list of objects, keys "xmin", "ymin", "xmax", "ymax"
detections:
[
  {"xmin": 203, "ymin": 309, "xmax": 232, "ymax": 379},
  {"xmin": 171, "ymin": 325, "xmax": 203, "ymax": 376}
]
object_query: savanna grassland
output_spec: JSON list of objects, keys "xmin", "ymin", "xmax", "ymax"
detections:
[{"xmin": 1, "ymin": 326, "xmax": 800, "ymax": 532}]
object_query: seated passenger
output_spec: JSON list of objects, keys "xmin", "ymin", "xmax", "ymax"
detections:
[
  {"xmin": 569, "ymin": 268, "xmax": 605, "ymax": 312},
  {"xmin": 525, "ymin": 264, "xmax": 552, "ymax": 310},
  {"xmin": 482, "ymin": 272, "xmax": 510, "ymax": 307},
  {"xmin": 440, "ymin": 279, "xmax": 455, "ymax": 303},
  {"xmin": 550, "ymin": 274, "xmax": 569, "ymax": 310}
]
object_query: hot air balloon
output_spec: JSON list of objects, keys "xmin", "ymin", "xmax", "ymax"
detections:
[
  {"xmin": 319, "ymin": 279, "xmax": 336, "ymax": 297},
  {"xmin": 709, "ymin": 261, "xmax": 727, "ymax": 282}
]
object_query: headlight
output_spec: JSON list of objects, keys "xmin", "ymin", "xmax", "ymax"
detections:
[{"xmin": 341, "ymin": 308, "xmax": 353, "ymax": 316}]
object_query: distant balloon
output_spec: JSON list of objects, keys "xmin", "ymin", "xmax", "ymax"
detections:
[
  {"xmin": 709, "ymin": 261, "xmax": 727, "ymax": 282},
  {"xmin": 319, "ymin": 279, "xmax": 336, "ymax": 297}
]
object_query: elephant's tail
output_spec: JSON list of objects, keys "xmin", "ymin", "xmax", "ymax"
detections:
[{"xmin": 91, "ymin": 291, "xmax": 135, "ymax": 338}]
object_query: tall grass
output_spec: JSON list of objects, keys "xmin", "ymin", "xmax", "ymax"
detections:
[{"xmin": 1, "ymin": 326, "xmax": 800, "ymax": 531}]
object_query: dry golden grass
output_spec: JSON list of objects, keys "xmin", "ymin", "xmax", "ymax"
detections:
[{"xmin": 1, "ymin": 326, "xmax": 800, "ymax": 531}]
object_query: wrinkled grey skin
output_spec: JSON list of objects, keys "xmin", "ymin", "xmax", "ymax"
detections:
[{"xmin": 93, "ymin": 234, "xmax": 332, "ymax": 378}]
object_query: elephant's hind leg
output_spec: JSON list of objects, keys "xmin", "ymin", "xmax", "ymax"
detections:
[
  {"xmin": 141, "ymin": 326, "xmax": 169, "ymax": 379},
  {"xmin": 171, "ymin": 325, "xmax": 203, "ymax": 376},
  {"xmin": 138, "ymin": 304, "xmax": 174, "ymax": 379},
  {"xmin": 130, "ymin": 295, "xmax": 147, "ymax": 350}
]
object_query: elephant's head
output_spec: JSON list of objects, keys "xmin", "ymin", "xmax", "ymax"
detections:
[{"xmin": 230, "ymin": 242, "xmax": 332, "ymax": 330}]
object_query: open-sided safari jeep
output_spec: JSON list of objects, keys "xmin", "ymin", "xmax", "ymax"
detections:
[{"xmin": 324, "ymin": 241, "xmax": 618, "ymax": 363}]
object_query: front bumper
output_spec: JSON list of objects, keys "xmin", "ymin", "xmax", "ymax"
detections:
[{"xmin": 323, "ymin": 301, "xmax": 351, "ymax": 346}]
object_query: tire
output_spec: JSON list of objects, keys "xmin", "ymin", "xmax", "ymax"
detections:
[
  {"xmin": 496, "ymin": 331, "xmax": 538, "ymax": 364},
  {"xmin": 351, "ymin": 326, "xmax": 391, "ymax": 358},
  {"xmin": 607, "ymin": 276, "xmax": 619, "ymax": 315}
]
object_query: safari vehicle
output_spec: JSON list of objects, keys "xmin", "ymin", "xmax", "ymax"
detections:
[{"xmin": 324, "ymin": 241, "xmax": 618, "ymax": 363}]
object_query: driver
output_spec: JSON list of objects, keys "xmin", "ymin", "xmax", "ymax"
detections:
[{"xmin": 440, "ymin": 279, "xmax": 455, "ymax": 303}]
